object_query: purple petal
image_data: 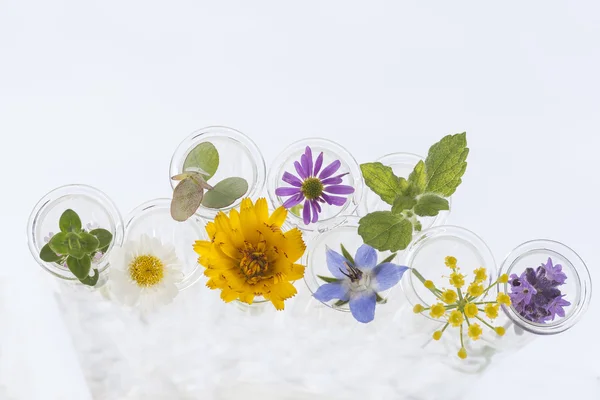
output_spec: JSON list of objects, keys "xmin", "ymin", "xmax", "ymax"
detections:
[
  {"xmin": 321, "ymin": 172, "xmax": 348, "ymax": 186},
  {"xmin": 282, "ymin": 172, "xmax": 303, "ymax": 187},
  {"xmin": 324, "ymin": 185, "xmax": 355, "ymax": 195},
  {"xmin": 301, "ymin": 154, "xmax": 310, "ymax": 179},
  {"xmin": 305, "ymin": 146, "xmax": 313, "ymax": 177},
  {"xmin": 314, "ymin": 201, "xmax": 322, "ymax": 213},
  {"xmin": 311, "ymin": 200, "xmax": 319, "ymax": 223},
  {"xmin": 318, "ymin": 160, "xmax": 341, "ymax": 179},
  {"xmin": 349, "ymin": 291, "xmax": 377, "ymax": 323},
  {"xmin": 294, "ymin": 161, "xmax": 307, "ymax": 180},
  {"xmin": 283, "ymin": 193, "xmax": 305, "ymax": 208},
  {"xmin": 276, "ymin": 187, "xmax": 301, "ymax": 196},
  {"xmin": 326, "ymin": 247, "xmax": 350, "ymax": 279},
  {"xmin": 321, "ymin": 192, "xmax": 348, "ymax": 207},
  {"xmin": 314, "ymin": 152, "xmax": 324, "ymax": 176},
  {"xmin": 302, "ymin": 199, "xmax": 311, "ymax": 225},
  {"xmin": 313, "ymin": 283, "xmax": 349, "ymax": 303},
  {"xmin": 373, "ymin": 263, "xmax": 408, "ymax": 291},
  {"xmin": 354, "ymin": 244, "xmax": 378, "ymax": 270}
]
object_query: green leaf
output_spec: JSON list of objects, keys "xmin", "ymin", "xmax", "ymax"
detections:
[
  {"xmin": 80, "ymin": 269, "xmax": 99, "ymax": 286},
  {"xmin": 183, "ymin": 141, "xmax": 219, "ymax": 180},
  {"xmin": 67, "ymin": 232, "xmax": 87, "ymax": 259},
  {"xmin": 202, "ymin": 177, "xmax": 248, "ymax": 209},
  {"xmin": 414, "ymin": 194, "xmax": 450, "ymax": 217},
  {"xmin": 317, "ymin": 275, "xmax": 342, "ymax": 283},
  {"xmin": 407, "ymin": 160, "xmax": 427, "ymax": 195},
  {"xmin": 340, "ymin": 244, "xmax": 354, "ymax": 265},
  {"xmin": 40, "ymin": 243, "xmax": 62, "ymax": 263},
  {"xmin": 424, "ymin": 132, "xmax": 469, "ymax": 197},
  {"xmin": 334, "ymin": 300, "xmax": 349, "ymax": 307},
  {"xmin": 66, "ymin": 255, "xmax": 92, "ymax": 280},
  {"xmin": 289, "ymin": 204, "xmax": 303, "ymax": 217},
  {"xmin": 376, "ymin": 293, "xmax": 388, "ymax": 304},
  {"xmin": 49, "ymin": 232, "xmax": 69, "ymax": 255},
  {"xmin": 391, "ymin": 195, "xmax": 417, "ymax": 214},
  {"xmin": 360, "ymin": 162, "xmax": 403, "ymax": 205},
  {"xmin": 78, "ymin": 232, "xmax": 100, "ymax": 253},
  {"xmin": 171, "ymin": 177, "xmax": 204, "ymax": 222},
  {"xmin": 90, "ymin": 228, "xmax": 113, "ymax": 252},
  {"xmin": 378, "ymin": 253, "xmax": 398, "ymax": 265},
  {"xmin": 413, "ymin": 220, "xmax": 423, "ymax": 232},
  {"xmin": 358, "ymin": 211, "xmax": 413, "ymax": 252},
  {"xmin": 59, "ymin": 209, "xmax": 82, "ymax": 233}
]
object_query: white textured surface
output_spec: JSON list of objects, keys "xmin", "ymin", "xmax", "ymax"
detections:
[{"xmin": 2, "ymin": 1, "xmax": 600, "ymax": 399}]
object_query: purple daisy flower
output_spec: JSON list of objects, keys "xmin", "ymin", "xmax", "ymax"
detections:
[{"xmin": 275, "ymin": 146, "xmax": 355, "ymax": 225}]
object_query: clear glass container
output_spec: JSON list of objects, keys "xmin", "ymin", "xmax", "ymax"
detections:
[
  {"xmin": 170, "ymin": 126, "xmax": 266, "ymax": 220},
  {"xmin": 267, "ymin": 138, "xmax": 363, "ymax": 232},
  {"xmin": 359, "ymin": 152, "xmax": 451, "ymax": 230}
]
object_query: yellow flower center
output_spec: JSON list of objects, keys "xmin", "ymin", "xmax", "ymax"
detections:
[
  {"xmin": 129, "ymin": 255, "xmax": 165, "ymax": 287},
  {"xmin": 301, "ymin": 177, "xmax": 324, "ymax": 200},
  {"xmin": 240, "ymin": 248, "xmax": 270, "ymax": 284}
]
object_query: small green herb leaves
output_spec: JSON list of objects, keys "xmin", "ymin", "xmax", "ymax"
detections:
[
  {"xmin": 359, "ymin": 133, "xmax": 468, "ymax": 251},
  {"xmin": 59, "ymin": 209, "xmax": 82, "ymax": 233}
]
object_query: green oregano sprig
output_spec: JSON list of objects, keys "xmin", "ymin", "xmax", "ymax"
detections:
[
  {"xmin": 171, "ymin": 141, "xmax": 248, "ymax": 221},
  {"xmin": 358, "ymin": 133, "xmax": 469, "ymax": 252},
  {"xmin": 39, "ymin": 209, "xmax": 113, "ymax": 286}
]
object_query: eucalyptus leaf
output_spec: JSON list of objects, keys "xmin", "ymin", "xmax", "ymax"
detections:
[
  {"xmin": 317, "ymin": 275, "xmax": 342, "ymax": 283},
  {"xmin": 49, "ymin": 232, "xmax": 69, "ymax": 255},
  {"xmin": 171, "ymin": 177, "xmax": 204, "ymax": 222},
  {"xmin": 202, "ymin": 177, "xmax": 248, "ymax": 209},
  {"xmin": 183, "ymin": 142, "xmax": 219, "ymax": 180},
  {"xmin": 40, "ymin": 243, "xmax": 62, "ymax": 263},
  {"xmin": 59, "ymin": 209, "xmax": 82, "ymax": 233},
  {"xmin": 66, "ymin": 254, "xmax": 92, "ymax": 280},
  {"xmin": 90, "ymin": 228, "xmax": 113, "ymax": 251},
  {"xmin": 80, "ymin": 269, "xmax": 100, "ymax": 286}
]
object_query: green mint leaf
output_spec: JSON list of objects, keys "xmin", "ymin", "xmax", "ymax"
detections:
[
  {"xmin": 407, "ymin": 160, "xmax": 426, "ymax": 195},
  {"xmin": 89, "ymin": 228, "xmax": 113, "ymax": 252},
  {"xmin": 340, "ymin": 244, "xmax": 355, "ymax": 265},
  {"xmin": 424, "ymin": 132, "xmax": 469, "ymax": 197},
  {"xmin": 49, "ymin": 232, "xmax": 69, "ymax": 255},
  {"xmin": 59, "ymin": 209, "xmax": 82, "ymax": 233},
  {"xmin": 334, "ymin": 300, "xmax": 349, "ymax": 307},
  {"xmin": 358, "ymin": 211, "xmax": 413, "ymax": 252},
  {"xmin": 66, "ymin": 254, "xmax": 91, "ymax": 280},
  {"xmin": 183, "ymin": 141, "xmax": 219, "ymax": 180},
  {"xmin": 360, "ymin": 162, "xmax": 403, "ymax": 205},
  {"xmin": 317, "ymin": 275, "xmax": 342, "ymax": 283},
  {"xmin": 378, "ymin": 253, "xmax": 398, "ymax": 265},
  {"xmin": 171, "ymin": 177, "xmax": 204, "ymax": 222},
  {"xmin": 78, "ymin": 232, "xmax": 100, "ymax": 253},
  {"xmin": 202, "ymin": 177, "xmax": 248, "ymax": 209},
  {"xmin": 40, "ymin": 243, "xmax": 62, "ymax": 262},
  {"xmin": 414, "ymin": 193, "xmax": 450, "ymax": 217},
  {"xmin": 413, "ymin": 220, "xmax": 423, "ymax": 232},
  {"xmin": 80, "ymin": 269, "xmax": 99, "ymax": 286},
  {"xmin": 391, "ymin": 195, "xmax": 417, "ymax": 214}
]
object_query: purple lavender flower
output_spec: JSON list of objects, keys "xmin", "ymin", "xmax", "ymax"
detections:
[
  {"xmin": 509, "ymin": 258, "xmax": 570, "ymax": 323},
  {"xmin": 44, "ymin": 232, "xmax": 55, "ymax": 243},
  {"xmin": 313, "ymin": 244, "xmax": 408, "ymax": 323},
  {"xmin": 275, "ymin": 146, "xmax": 355, "ymax": 225}
]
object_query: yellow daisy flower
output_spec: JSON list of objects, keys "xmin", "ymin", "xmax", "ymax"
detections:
[
  {"xmin": 464, "ymin": 302, "xmax": 478, "ymax": 318},
  {"xmin": 430, "ymin": 303, "xmax": 446, "ymax": 319},
  {"xmin": 468, "ymin": 323, "xmax": 483, "ymax": 340},
  {"xmin": 441, "ymin": 289, "xmax": 458, "ymax": 304},
  {"xmin": 467, "ymin": 282, "xmax": 484, "ymax": 298},
  {"xmin": 193, "ymin": 198, "xmax": 306, "ymax": 310},
  {"xmin": 473, "ymin": 267, "xmax": 487, "ymax": 283}
]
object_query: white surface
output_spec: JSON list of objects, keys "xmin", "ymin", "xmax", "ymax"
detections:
[{"xmin": 1, "ymin": 1, "xmax": 599, "ymax": 399}]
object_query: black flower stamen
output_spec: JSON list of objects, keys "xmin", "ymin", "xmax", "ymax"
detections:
[{"xmin": 339, "ymin": 262, "xmax": 363, "ymax": 282}]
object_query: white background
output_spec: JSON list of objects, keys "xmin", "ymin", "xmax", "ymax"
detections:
[{"xmin": 1, "ymin": 1, "xmax": 599, "ymax": 399}]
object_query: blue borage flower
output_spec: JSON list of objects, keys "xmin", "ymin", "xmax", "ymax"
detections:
[{"xmin": 313, "ymin": 244, "xmax": 408, "ymax": 323}]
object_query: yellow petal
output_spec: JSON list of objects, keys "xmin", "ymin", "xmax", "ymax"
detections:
[
  {"xmin": 279, "ymin": 228, "xmax": 306, "ymax": 262},
  {"xmin": 254, "ymin": 198, "xmax": 269, "ymax": 222},
  {"xmin": 220, "ymin": 287, "xmax": 240, "ymax": 303},
  {"xmin": 193, "ymin": 240, "xmax": 212, "ymax": 257},
  {"xmin": 240, "ymin": 200, "xmax": 259, "ymax": 244},
  {"xmin": 205, "ymin": 222, "xmax": 217, "ymax": 240},
  {"xmin": 238, "ymin": 291, "xmax": 255, "ymax": 305},
  {"xmin": 269, "ymin": 206, "xmax": 288, "ymax": 227},
  {"xmin": 287, "ymin": 263, "xmax": 306, "ymax": 281}
]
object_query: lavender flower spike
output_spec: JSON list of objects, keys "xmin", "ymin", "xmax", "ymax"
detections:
[{"xmin": 276, "ymin": 146, "xmax": 355, "ymax": 225}]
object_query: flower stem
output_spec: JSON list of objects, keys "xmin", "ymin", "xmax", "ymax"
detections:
[
  {"xmin": 412, "ymin": 268, "xmax": 443, "ymax": 299},
  {"xmin": 475, "ymin": 315, "xmax": 496, "ymax": 330}
]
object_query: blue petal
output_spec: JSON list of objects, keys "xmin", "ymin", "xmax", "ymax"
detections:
[
  {"xmin": 326, "ymin": 247, "xmax": 350, "ymax": 279},
  {"xmin": 354, "ymin": 244, "xmax": 377, "ymax": 270},
  {"xmin": 349, "ymin": 291, "xmax": 377, "ymax": 323},
  {"xmin": 313, "ymin": 283, "xmax": 349, "ymax": 303},
  {"xmin": 373, "ymin": 263, "xmax": 408, "ymax": 291}
]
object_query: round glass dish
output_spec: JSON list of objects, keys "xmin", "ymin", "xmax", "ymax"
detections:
[
  {"xmin": 170, "ymin": 126, "xmax": 266, "ymax": 220},
  {"xmin": 402, "ymin": 225, "xmax": 497, "ymax": 319},
  {"xmin": 499, "ymin": 239, "xmax": 592, "ymax": 335},
  {"xmin": 360, "ymin": 152, "xmax": 451, "ymax": 229},
  {"xmin": 124, "ymin": 199, "xmax": 208, "ymax": 291},
  {"xmin": 267, "ymin": 138, "xmax": 363, "ymax": 232},
  {"xmin": 27, "ymin": 184, "xmax": 124, "ymax": 281}
]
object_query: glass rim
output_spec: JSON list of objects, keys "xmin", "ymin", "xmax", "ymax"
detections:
[
  {"xmin": 499, "ymin": 239, "xmax": 592, "ymax": 335},
  {"xmin": 169, "ymin": 125, "xmax": 267, "ymax": 219}
]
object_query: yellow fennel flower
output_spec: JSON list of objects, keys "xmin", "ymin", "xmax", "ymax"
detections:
[
  {"xmin": 495, "ymin": 326, "xmax": 506, "ymax": 336},
  {"xmin": 413, "ymin": 304, "xmax": 425, "ymax": 313},
  {"xmin": 448, "ymin": 310, "xmax": 464, "ymax": 327},
  {"xmin": 485, "ymin": 303, "xmax": 499, "ymax": 319},
  {"xmin": 441, "ymin": 289, "xmax": 458, "ymax": 304},
  {"xmin": 498, "ymin": 273, "xmax": 509, "ymax": 284},
  {"xmin": 458, "ymin": 348, "xmax": 468, "ymax": 359},
  {"xmin": 449, "ymin": 271, "xmax": 465, "ymax": 288},
  {"xmin": 430, "ymin": 303, "xmax": 446, "ymax": 319},
  {"xmin": 424, "ymin": 280, "xmax": 435, "ymax": 289},
  {"xmin": 445, "ymin": 256, "xmax": 457, "ymax": 269},
  {"xmin": 468, "ymin": 323, "xmax": 483, "ymax": 340},
  {"xmin": 496, "ymin": 292, "xmax": 511, "ymax": 306},
  {"xmin": 473, "ymin": 267, "xmax": 487, "ymax": 283},
  {"xmin": 467, "ymin": 282, "xmax": 484, "ymax": 298},
  {"xmin": 433, "ymin": 331, "xmax": 443, "ymax": 340},
  {"xmin": 193, "ymin": 198, "xmax": 306, "ymax": 310},
  {"xmin": 464, "ymin": 302, "xmax": 479, "ymax": 318}
]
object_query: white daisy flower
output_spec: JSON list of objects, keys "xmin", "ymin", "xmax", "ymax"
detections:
[{"xmin": 108, "ymin": 234, "xmax": 184, "ymax": 311}]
